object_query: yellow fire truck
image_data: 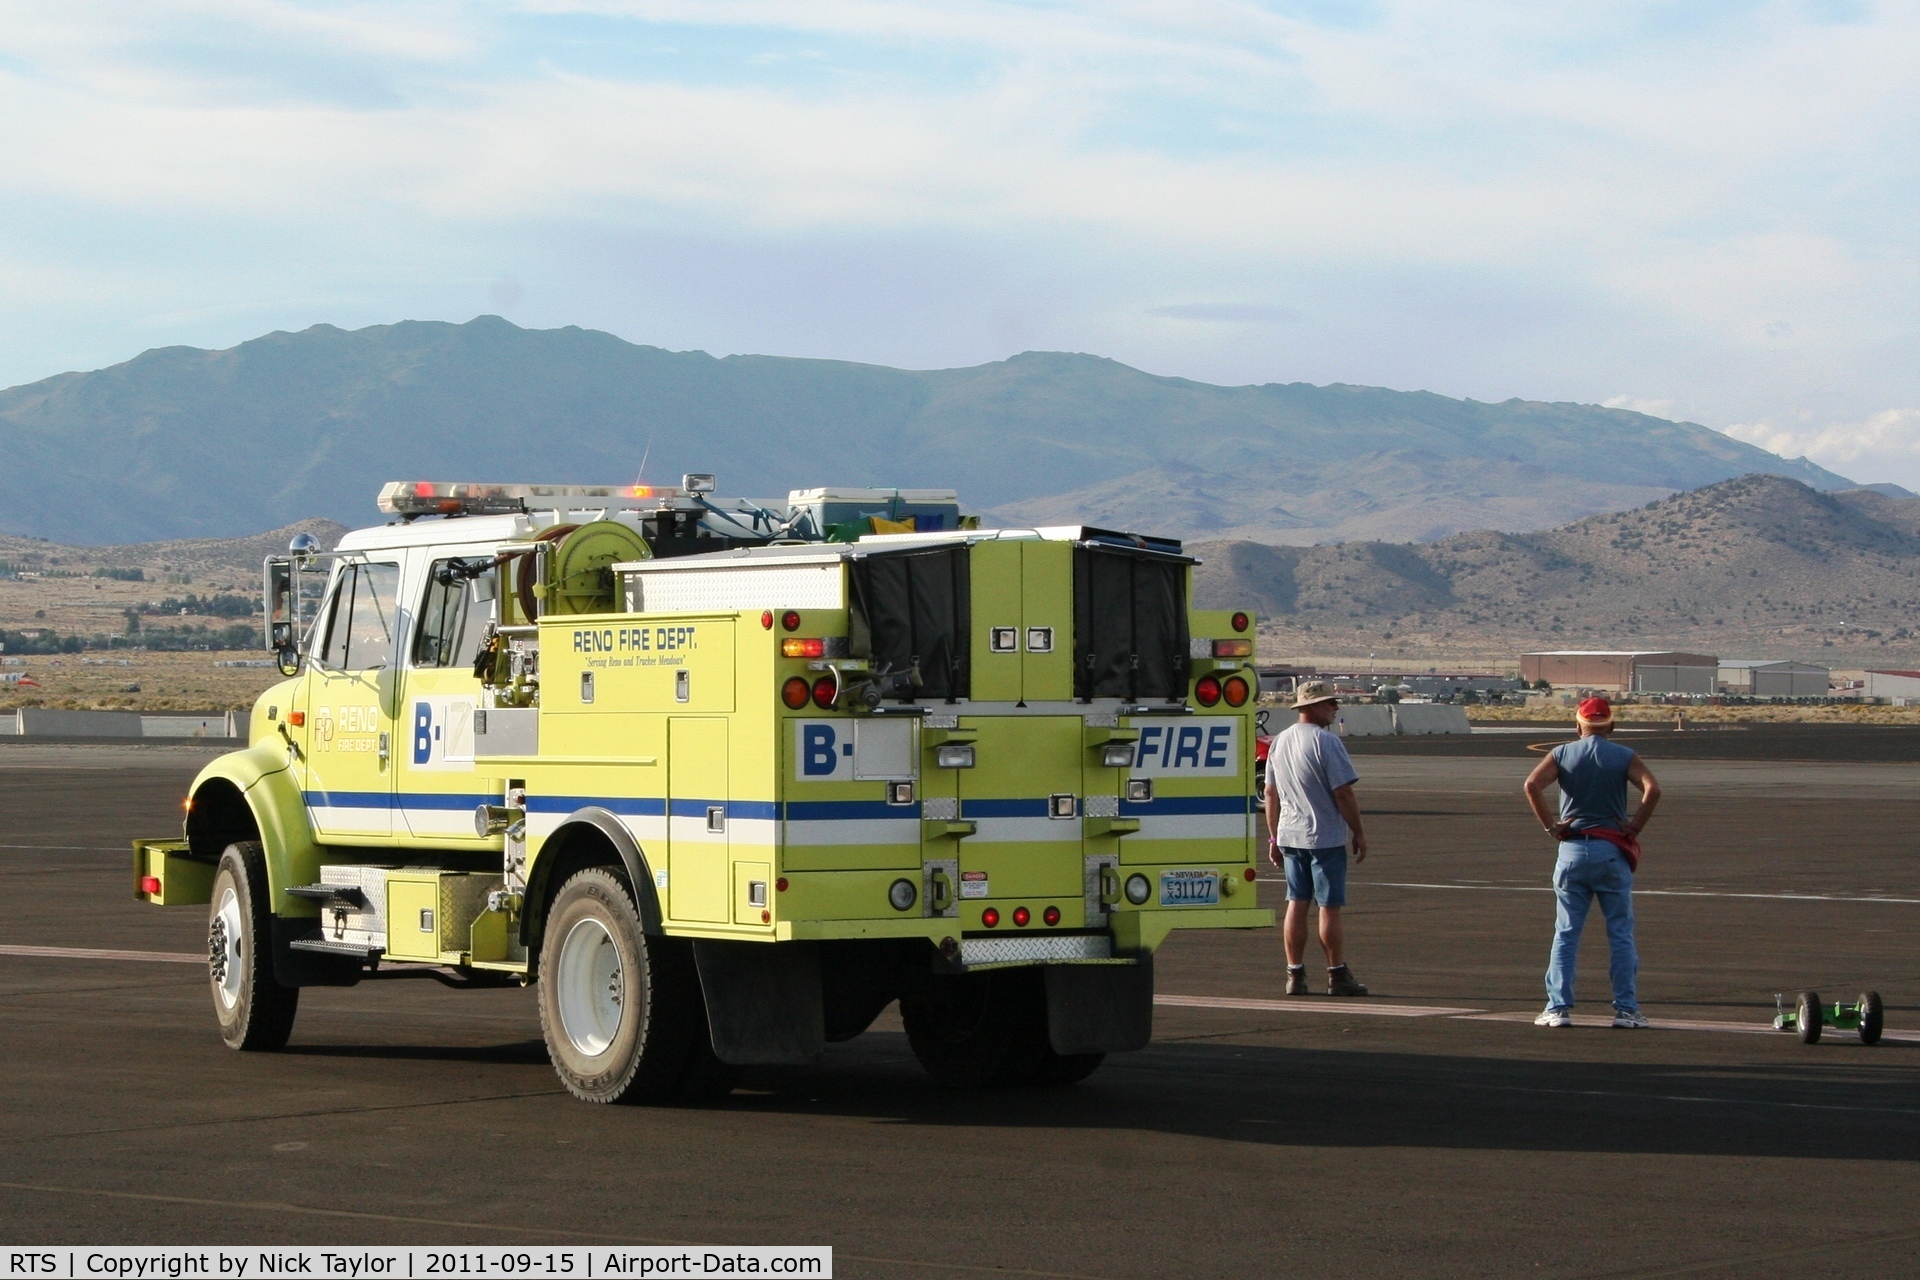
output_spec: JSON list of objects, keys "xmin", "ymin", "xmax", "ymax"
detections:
[{"xmin": 134, "ymin": 479, "xmax": 1271, "ymax": 1103}]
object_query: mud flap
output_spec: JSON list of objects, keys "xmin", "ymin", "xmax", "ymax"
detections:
[
  {"xmin": 1045, "ymin": 956, "xmax": 1153, "ymax": 1055},
  {"xmin": 692, "ymin": 939, "xmax": 826, "ymax": 1065}
]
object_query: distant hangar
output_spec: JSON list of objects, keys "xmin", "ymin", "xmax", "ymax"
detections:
[
  {"xmin": 1521, "ymin": 651, "xmax": 1719, "ymax": 694},
  {"xmin": 1521, "ymin": 650, "xmax": 1830, "ymax": 696}
]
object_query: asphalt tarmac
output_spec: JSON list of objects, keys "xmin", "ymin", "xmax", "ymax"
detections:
[{"xmin": 1, "ymin": 733, "xmax": 1915, "ymax": 1278}]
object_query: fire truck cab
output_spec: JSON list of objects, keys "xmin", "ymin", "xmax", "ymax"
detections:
[{"xmin": 136, "ymin": 479, "xmax": 1271, "ymax": 1103}]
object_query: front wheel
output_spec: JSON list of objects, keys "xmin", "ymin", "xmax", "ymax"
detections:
[
  {"xmin": 537, "ymin": 868, "xmax": 720, "ymax": 1104},
  {"xmin": 1859, "ymin": 991, "xmax": 1883, "ymax": 1046},
  {"xmin": 1796, "ymin": 991, "xmax": 1823, "ymax": 1045},
  {"xmin": 208, "ymin": 842, "xmax": 299, "ymax": 1051}
]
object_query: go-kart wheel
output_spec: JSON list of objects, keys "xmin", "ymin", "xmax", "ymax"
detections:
[
  {"xmin": 1858, "ymin": 991, "xmax": 1883, "ymax": 1046},
  {"xmin": 1796, "ymin": 991, "xmax": 1823, "ymax": 1045}
]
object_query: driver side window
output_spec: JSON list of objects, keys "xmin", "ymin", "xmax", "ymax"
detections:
[
  {"xmin": 316, "ymin": 562, "xmax": 401, "ymax": 672},
  {"xmin": 413, "ymin": 558, "xmax": 497, "ymax": 670}
]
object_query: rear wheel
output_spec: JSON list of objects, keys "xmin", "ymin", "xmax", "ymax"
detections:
[
  {"xmin": 537, "ymin": 868, "xmax": 724, "ymax": 1104},
  {"xmin": 208, "ymin": 842, "xmax": 298, "ymax": 1051},
  {"xmin": 1859, "ymin": 991, "xmax": 1884, "ymax": 1046},
  {"xmin": 902, "ymin": 968, "xmax": 1050, "ymax": 1087},
  {"xmin": 1796, "ymin": 991, "xmax": 1823, "ymax": 1045}
]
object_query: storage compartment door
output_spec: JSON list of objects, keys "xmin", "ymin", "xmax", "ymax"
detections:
[{"xmin": 668, "ymin": 718, "xmax": 731, "ymax": 923}]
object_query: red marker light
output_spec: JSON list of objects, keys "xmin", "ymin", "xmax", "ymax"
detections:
[
  {"xmin": 811, "ymin": 676, "xmax": 838, "ymax": 709},
  {"xmin": 288, "ymin": 710, "xmax": 305, "ymax": 727},
  {"xmin": 1231, "ymin": 611, "xmax": 1249, "ymax": 633},
  {"xmin": 139, "ymin": 875, "xmax": 161, "ymax": 895},
  {"xmin": 775, "ymin": 877, "xmax": 789, "ymax": 893},
  {"xmin": 1043, "ymin": 905, "xmax": 1061, "ymax": 926},
  {"xmin": 1244, "ymin": 867, "xmax": 1257, "ymax": 881},
  {"xmin": 781, "ymin": 610, "xmax": 802, "ymax": 632},
  {"xmin": 1195, "ymin": 675, "xmax": 1222, "ymax": 707},
  {"xmin": 761, "ymin": 610, "xmax": 774, "ymax": 630},
  {"xmin": 1012, "ymin": 906, "xmax": 1031, "ymax": 927},
  {"xmin": 981, "ymin": 908, "xmax": 1000, "ymax": 928},
  {"xmin": 761, "ymin": 909, "xmax": 771, "ymax": 924},
  {"xmin": 1223, "ymin": 675, "xmax": 1250, "ymax": 707},
  {"xmin": 782, "ymin": 677, "xmax": 811, "ymax": 709}
]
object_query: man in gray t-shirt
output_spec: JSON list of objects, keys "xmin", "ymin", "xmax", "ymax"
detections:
[{"xmin": 1263, "ymin": 680, "xmax": 1370, "ymax": 997}]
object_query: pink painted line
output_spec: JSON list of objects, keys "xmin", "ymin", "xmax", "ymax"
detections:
[
  {"xmin": 1155, "ymin": 994, "xmax": 1483, "ymax": 1018},
  {"xmin": 0, "ymin": 944, "xmax": 202, "ymax": 964}
]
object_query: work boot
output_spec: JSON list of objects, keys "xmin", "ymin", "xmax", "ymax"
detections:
[
  {"xmin": 1285, "ymin": 967, "xmax": 1310, "ymax": 996},
  {"xmin": 1327, "ymin": 964, "xmax": 1368, "ymax": 997}
]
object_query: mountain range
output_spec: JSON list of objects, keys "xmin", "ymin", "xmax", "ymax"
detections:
[
  {"xmin": 1192, "ymin": 475, "xmax": 1920, "ymax": 665},
  {"xmin": 0, "ymin": 316, "xmax": 1852, "ymax": 546}
]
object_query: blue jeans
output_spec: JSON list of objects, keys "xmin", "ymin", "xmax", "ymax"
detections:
[{"xmin": 1545, "ymin": 839, "xmax": 1637, "ymax": 1012}]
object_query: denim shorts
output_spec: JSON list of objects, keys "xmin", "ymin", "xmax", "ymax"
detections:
[{"xmin": 1281, "ymin": 845, "xmax": 1348, "ymax": 907}]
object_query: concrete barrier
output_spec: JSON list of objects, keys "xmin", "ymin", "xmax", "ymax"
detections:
[
  {"xmin": 141, "ymin": 715, "xmax": 229, "ymax": 739},
  {"xmin": 1334, "ymin": 705, "xmax": 1395, "ymax": 737},
  {"xmin": 1392, "ymin": 704, "xmax": 1472, "ymax": 735},
  {"xmin": 15, "ymin": 708, "xmax": 144, "ymax": 737}
]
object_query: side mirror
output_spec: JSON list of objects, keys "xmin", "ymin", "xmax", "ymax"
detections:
[{"xmin": 263, "ymin": 556, "xmax": 306, "ymax": 675}]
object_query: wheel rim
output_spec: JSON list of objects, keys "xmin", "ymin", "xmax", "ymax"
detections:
[
  {"xmin": 209, "ymin": 886, "xmax": 244, "ymax": 1010},
  {"xmin": 555, "ymin": 917, "xmax": 625, "ymax": 1057}
]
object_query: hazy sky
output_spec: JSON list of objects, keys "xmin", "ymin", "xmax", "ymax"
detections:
[{"xmin": 3, "ymin": 2, "xmax": 1917, "ymax": 484}]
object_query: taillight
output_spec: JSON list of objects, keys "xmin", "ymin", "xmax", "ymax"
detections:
[
  {"xmin": 760, "ymin": 610, "xmax": 774, "ymax": 630},
  {"xmin": 811, "ymin": 676, "xmax": 838, "ymax": 709},
  {"xmin": 1012, "ymin": 906, "xmax": 1031, "ymax": 927},
  {"xmin": 982, "ymin": 907, "xmax": 1001, "ymax": 928},
  {"xmin": 1231, "ymin": 611, "xmax": 1249, "ymax": 633},
  {"xmin": 1223, "ymin": 675, "xmax": 1250, "ymax": 707},
  {"xmin": 781, "ymin": 610, "xmax": 802, "ymax": 632},
  {"xmin": 781, "ymin": 677, "xmax": 811, "ymax": 709},
  {"xmin": 1043, "ymin": 905, "xmax": 1061, "ymax": 926},
  {"xmin": 1212, "ymin": 638, "xmax": 1253, "ymax": 658},
  {"xmin": 782, "ymin": 638, "xmax": 825, "ymax": 658},
  {"xmin": 1195, "ymin": 675, "xmax": 1222, "ymax": 706},
  {"xmin": 139, "ymin": 875, "xmax": 161, "ymax": 895}
]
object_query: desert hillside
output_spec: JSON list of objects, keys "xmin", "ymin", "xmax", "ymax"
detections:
[{"xmin": 1192, "ymin": 475, "xmax": 1920, "ymax": 668}]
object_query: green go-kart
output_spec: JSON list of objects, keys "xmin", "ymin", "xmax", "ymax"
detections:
[{"xmin": 1774, "ymin": 990, "xmax": 1883, "ymax": 1045}]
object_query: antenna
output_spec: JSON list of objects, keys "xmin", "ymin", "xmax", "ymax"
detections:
[{"xmin": 633, "ymin": 435, "xmax": 655, "ymax": 488}]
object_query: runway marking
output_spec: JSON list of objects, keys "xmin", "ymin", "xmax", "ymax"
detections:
[
  {"xmin": 0, "ymin": 843, "xmax": 131, "ymax": 851},
  {"xmin": 0, "ymin": 944, "xmax": 202, "ymax": 964},
  {"xmin": 1155, "ymin": 994, "xmax": 1481, "ymax": 1017},
  {"xmin": 9, "ymin": 944, "xmax": 1911, "ymax": 1045},
  {"xmin": 0, "ymin": 1183, "xmax": 1111, "ymax": 1278},
  {"xmin": 1468, "ymin": 1083, "xmax": 1920, "ymax": 1118},
  {"xmin": 1359, "ymin": 881, "xmax": 1920, "ymax": 904}
]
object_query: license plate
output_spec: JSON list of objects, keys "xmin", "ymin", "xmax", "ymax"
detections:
[{"xmin": 1159, "ymin": 870, "xmax": 1218, "ymax": 906}]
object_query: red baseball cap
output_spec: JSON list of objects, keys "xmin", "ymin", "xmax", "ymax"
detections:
[{"xmin": 1576, "ymin": 696, "xmax": 1613, "ymax": 726}]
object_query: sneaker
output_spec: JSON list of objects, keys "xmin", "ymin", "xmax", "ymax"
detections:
[
  {"xmin": 1612, "ymin": 1008, "xmax": 1650, "ymax": 1029},
  {"xmin": 1535, "ymin": 1008, "xmax": 1572, "ymax": 1028},
  {"xmin": 1285, "ymin": 968, "xmax": 1310, "ymax": 996},
  {"xmin": 1327, "ymin": 965, "xmax": 1369, "ymax": 997}
]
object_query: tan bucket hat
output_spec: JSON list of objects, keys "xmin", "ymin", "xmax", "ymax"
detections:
[{"xmin": 1292, "ymin": 679, "xmax": 1338, "ymax": 709}]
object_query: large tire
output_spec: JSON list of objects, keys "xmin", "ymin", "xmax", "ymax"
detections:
[
  {"xmin": 902, "ymin": 968, "xmax": 1050, "ymax": 1087},
  {"xmin": 537, "ymin": 868, "xmax": 718, "ymax": 1105},
  {"xmin": 1859, "ymin": 991, "xmax": 1883, "ymax": 1046},
  {"xmin": 1796, "ymin": 991, "xmax": 1823, "ymax": 1045},
  {"xmin": 208, "ymin": 842, "xmax": 299, "ymax": 1051}
]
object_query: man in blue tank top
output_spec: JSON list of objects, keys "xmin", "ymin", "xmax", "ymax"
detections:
[{"xmin": 1522, "ymin": 696, "xmax": 1663, "ymax": 1028}]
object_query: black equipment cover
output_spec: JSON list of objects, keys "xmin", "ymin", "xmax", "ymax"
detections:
[
  {"xmin": 848, "ymin": 546, "xmax": 971, "ymax": 701},
  {"xmin": 1073, "ymin": 545, "xmax": 1190, "ymax": 701}
]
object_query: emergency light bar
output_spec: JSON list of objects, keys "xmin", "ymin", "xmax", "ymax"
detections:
[{"xmin": 377, "ymin": 481, "xmax": 686, "ymax": 518}]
